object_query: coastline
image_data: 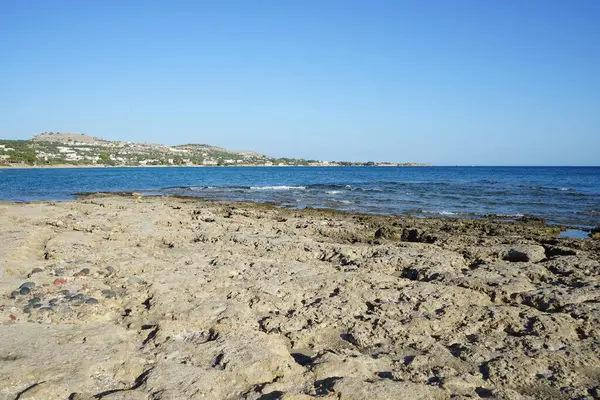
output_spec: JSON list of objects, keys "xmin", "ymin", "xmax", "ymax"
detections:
[
  {"xmin": 0, "ymin": 194, "xmax": 599, "ymax": 398},
  {"xmin": 0, "ymin": 164, "xmax": 433, "ymax": 169},
  {"xmin": 1, "ymin": 166, "xmax": 598, "ymax": 229}
]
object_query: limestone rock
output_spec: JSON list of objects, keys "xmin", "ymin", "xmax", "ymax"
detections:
[{"xmin": 0, "ymin": 196, "xmax": 598, "ymax": 399}]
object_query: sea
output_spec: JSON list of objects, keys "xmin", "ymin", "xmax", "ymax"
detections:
[{"xmin": 0, "ymin": 166, "xmax": 598, "ymax": 229}]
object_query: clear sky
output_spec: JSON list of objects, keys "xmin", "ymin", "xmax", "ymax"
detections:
[{"xmin": 1, "ymin": 0, "xmax": 599, "ymax": 165}]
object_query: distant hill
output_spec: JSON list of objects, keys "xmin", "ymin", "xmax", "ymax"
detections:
[
  {"xmin": 0, "ymin": 132, "xmax": 431, "ymax": 167},
  {"xmin": 31, "ymin": 132, "xmax": 103, "ymax": 144}
]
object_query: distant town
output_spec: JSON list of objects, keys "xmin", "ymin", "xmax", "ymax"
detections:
[{"xmin": 0, "ymin": 132, "xmax": 431, "ymax": 168}]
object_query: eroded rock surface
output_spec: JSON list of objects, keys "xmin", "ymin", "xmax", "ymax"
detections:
[{"xmin": 0, "ymin": 196, "xmax": 599, "ymax": 399}]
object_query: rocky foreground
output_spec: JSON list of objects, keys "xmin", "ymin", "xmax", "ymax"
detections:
[{"xmin": 0, "ymin": 195, "xmax": 599, "ymax": 400}]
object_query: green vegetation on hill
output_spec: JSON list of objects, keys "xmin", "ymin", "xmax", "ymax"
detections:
[
  {"xmin": 0, "ymin": 135, "xmax": 316, "ymax": 167},
  {"xmin": 0, "ymin": 140, "xmax": 38, "ymax": 165},
  {"xmin": 0, "ymin": 133, "xmax": 431, "ymax": 167}
]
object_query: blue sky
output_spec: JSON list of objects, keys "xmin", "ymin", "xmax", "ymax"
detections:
[{"xmin": 1, "ymin": 0, "xmax": 598, "ymax": 165}]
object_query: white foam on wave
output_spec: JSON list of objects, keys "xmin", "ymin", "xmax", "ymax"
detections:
[
  {"xmin": 421, "ymin": 210, "xmax": 525, "ymax": 218},
  {"xmin": 326, "ymin": 190, "xmax": 343, "ymax": 194},
  {"xmin": 250, "ymin": 186, "xmax": 306, "ymax": 191},
  {"xmin": 422, "ymin": 210, "xmax": 458, "ymax": 216},
  {"xmin": 189, "ymin": 186, "xmax": 214, "ymax": 190}
]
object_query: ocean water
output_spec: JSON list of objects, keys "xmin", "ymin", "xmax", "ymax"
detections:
[{"xmin": 0, "ymin": 166, "xmax": 598, "ymax": 227}]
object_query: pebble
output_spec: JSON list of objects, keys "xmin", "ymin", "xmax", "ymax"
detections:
[
  {"xmin": 38, "ymin": 306, "xmax": 53, "ymax": 312},
  {"xmin": 20, "ymin": 282, "xmax": 36, "ymax": 290},
  {"xmin": 30, "ymin": 267, "xmax": 43, "ymax": 276},
  {"xmin": 69, "ymin": 294, "xmax": 85, "ymax": 304},
  {"xmin": 54, "ymin": 278, "xmax": 68, "ymax": 285},
  {"xmin": 9, "ymin": 291, "xmax": 19, "ymax": 299},
  {"xmin": 60, "ymin": 289, "xmax": 71, "ymax": 296},
  {"xmin": 106, "ymin": 266, "xmax": 115, "ymax": 274},
  {"xmin": 85, "ymin": 298, "xmax": 99, "ymax": 305},
  {"xmin": 49, "ymin": 298, "xmax": 59, "ymax": 305},
  {"xmin": 28, "ymin": 297, "xmax": 41, "ymax": 305},
  {"xmin": 102, "ymin": 289, "xmax": 117, "ymax": 299},
  {"xmin": 19, "ymin": 287, "xmax": 31, "ymax": 295},
  {"xmin": 127, "ymin": 276, "xmax": 144, "ymax": 285},
  {"xmin": 54, "ymin": 304, "xmax": 74, "ymax": 315},
  {"xmin": 76, "ymin": 268, "xmax": 91, "ymax": 276},
  {"xmin": 54, "ymin": 269, "xmax": 65, "ymax": 276},
  {"xmin": 32, "ymin": 303, "xmax": 42, "ymax": 309}
]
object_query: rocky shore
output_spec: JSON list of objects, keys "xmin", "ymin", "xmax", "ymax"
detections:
[{"xmin": 0, "ymin": 195, "xmax": 599, "ymax": 399}]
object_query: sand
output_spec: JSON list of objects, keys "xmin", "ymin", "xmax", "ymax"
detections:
[{"xmin": 0, "ymin": 195, "xmax": 599, "ymax": 399}]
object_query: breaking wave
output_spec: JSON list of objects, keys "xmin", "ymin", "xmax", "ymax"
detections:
[{"xmin": 249, "ymin": 186, "xmax": 306, "ymax": 190}]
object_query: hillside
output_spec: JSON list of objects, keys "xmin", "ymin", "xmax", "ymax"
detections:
[
  {"xmin": 1, "ymin": 133, "xmax": 318, "ymax": 167},
  {"xmin": 0, "ymin": 132, "xmax": 430, "ymax": 167}
]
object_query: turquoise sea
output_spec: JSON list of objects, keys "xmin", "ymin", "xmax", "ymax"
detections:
[{"xmin": 0, "ymin": 166, "xmax": 598, "ymax": 228}]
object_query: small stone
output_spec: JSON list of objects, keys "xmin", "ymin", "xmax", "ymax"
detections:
[
  {"xmin": 32, "ymin": 303, "xmax": 42, "ymax": 309},
  {"xmin": 54, "ymin": 278, "xmax": 68, "ymax": 285},
  {"xmin": 127, "ymin": 276, "xmax": 144, "ymax": 285},
  {"xmin": 29, "ymin": 267, "xmax": 43, "ymax": 276},
  {"xmin": 503, "ymin": 245, "xmax": 546, "ymax": 263},
  {"xmin": 102, "ymin": 289, "xmax": 117, "ymax": 299},
  {"xmin": 19, "ymin": 287, "xmax": 31, "ymax": 295},
  {"xmin": 54, "ymin": 269, "xmax": 65, "ymax": 276},
  {"xmin": 49, "ymin": 298, "xmax": 59, "ymax": 305},
  {"xmin": 106, "ymin": 266, "xmax": 115, "ymax": 274},
  {"xmin": 23, "ymin": 305, "xmax": 32, "ymax": 313},
  {"xmin": 75, "ymin": 268, "xmax": 91, "ymax": 276},
  {"xmin": 85, "ymin": 298, "xmax": 99, "ymax": 305},
  {"xmin": 9, "ymin": 291, "xmax": 19, "ymax": 299},
  {"xmin": 60, "ymin": 289, "xmax": 71, "ymax": 296},
  {"xmin": 28, "ymin": 297, "xmax": 41, "ymax": 304},
  {"xmin": 38, "ymin": 306, "xmax": 53, "ymax": 312},
  {"xmin": 54, "ymin": 304, "xmax": 74, "ymax": 318},
  {"xmin": 20, "ymin": 282, "xmax": 36, "ymax": 290}
]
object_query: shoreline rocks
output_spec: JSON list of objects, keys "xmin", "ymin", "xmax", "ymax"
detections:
[{"xmin": 0, "ymin": 196, "xmax": 598, "ymax": 399}]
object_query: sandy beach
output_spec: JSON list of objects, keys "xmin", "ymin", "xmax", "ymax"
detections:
[{"xmin": 0, "ymin": 194, "xmax": 599, "ymax": 399}]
